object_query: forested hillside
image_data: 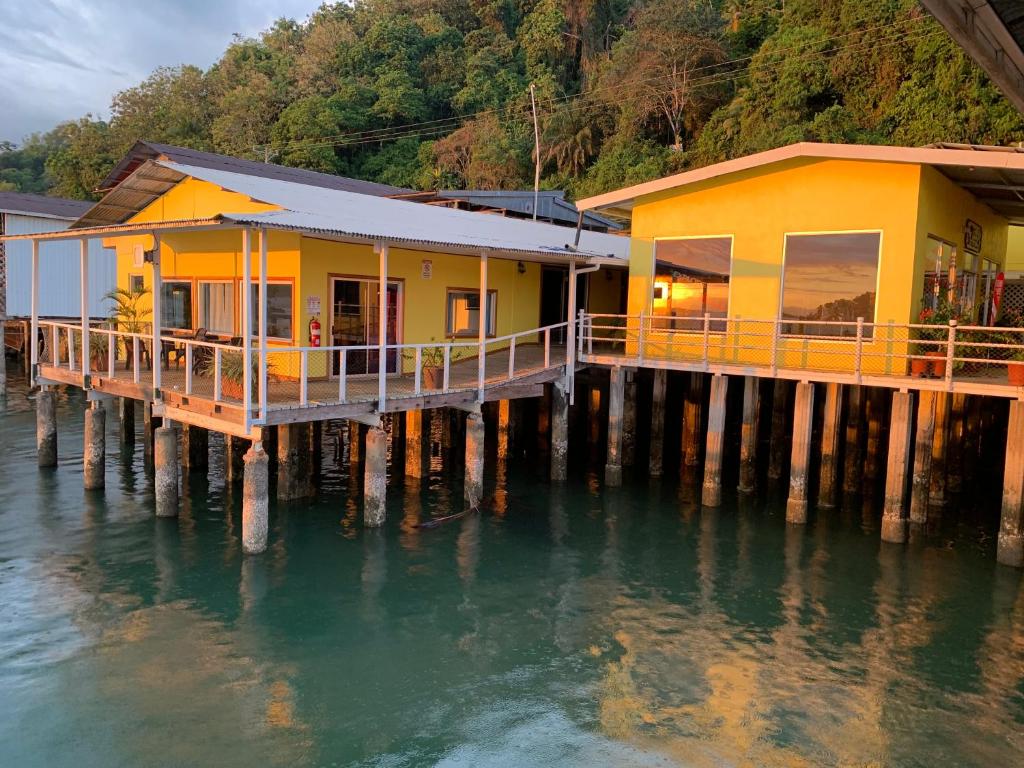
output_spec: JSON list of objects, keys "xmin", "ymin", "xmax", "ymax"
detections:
[{"xmin": 2, "ymin": 0, "xmax": 1023, "ymax": 201}]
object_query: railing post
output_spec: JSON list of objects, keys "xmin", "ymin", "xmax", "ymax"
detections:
[
  {"xmin": 152, "ymin": 233, "xmax": 163, "ymax": 396},
  {"xmin": 185, "ymin": 343, "xmax": 193, "ymax": 394},
  {"xmin": 443, "ymin": 345, "xmax": 451, "ymax": 392},
  {"xmin": 80, "ymin": 239, "xmax": 90, "ymax": 381},
  {"xmin": 945, "ymin": 319, "xmax": 957, "ymax": 390},
  {"xmin": 338, "ymin": 349, "xmax": 347, "ymax": 402},
  {"xmin": 69, "ymin": 328, "xmax": 76, "ymax": 372},
  {"xmin": 577, "ymin": 309, "xmax": 585, "ymax": 357},
  {"xmin": 51, "ymin": 324, "xmax": 58, "ymax": 367},
  {"xmin": 770, "ymin": 318, "xmax": 779, "ymax": 375},
  {"xmin": 30, "ymin": 240, "xmax": 39, "ymax": 385},
  {"xmin": 258, "ymin": 228, "xmax": 268, "ymax": 421},
  {"xmin": 413, "ymin": 346, "xmax": 422, "ymax": 394},
  {"xmin": 702, "ymin": 312, "xmax": 711, "ymax": 370},
  {"xmin": 213, "ymin": 347, "xmax": 222, "ymax": 401},
  {"xmin": 477, "ymin": 249, "xmax": 488, "ymax": 402},
  {"xmin": 376, "ymin": 242, "xmax": 389, "ymax": 411},
  {"xmin": 107, "ymin": 331, "xmax": 115, "ymax": 378},
  {"xmin": 638, "ymin": 311, "xmax": 646, "ymax": 363},
  {"xmin": 855, "ymin": 317, "xmax": 864, "ymax": 384},
  {"xmin": 508, "ymin": 336, "xmax": 516, "ymax": 380},
  {"xmin": 300, "ymin": 350, "xmax": 308, "ymax": 406},
  {"xmin": 544, "ymin": 328, "xmax": 551, "ymax": 368}
]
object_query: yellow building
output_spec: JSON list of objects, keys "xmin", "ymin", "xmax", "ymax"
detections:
[{"xmin": 576, "ymin": 142, "xmax": 1024, "ymax": 379}]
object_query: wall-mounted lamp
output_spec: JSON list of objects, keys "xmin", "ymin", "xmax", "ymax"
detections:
[{"xmin": 517, "ymin": 261, "xmax": 526, "ymax": 274}]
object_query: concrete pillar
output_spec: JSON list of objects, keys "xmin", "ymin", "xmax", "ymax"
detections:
[
  {"xmin": 363, "ymin": 426, "xmax": 387, "ymax": 527},
  {"xmin": 605, "ymin": 366, "xmax": 625, "ymax": 486},
  {"xmin": 842, "ymin": 385, "xmax": 863, "ymax": 494},
  {"xmin": 405, "ymin": 409, "xmax": 427, "ymax": 478},
  {"xmin": 277, "ymin": 423, "xmax": 303, "ymax": 501},
  {"xmin": 118, "ymin": 397, "xmax": 135, "ymax": 446},
  {"xmin": 910, "ymin": 390, "xmax": 936, "ymax": 525},
  {"xmin": 36, "ymin": 388, "xmax": 57, "ymax": 468},
  {"xmin": 622, "ymin": 371, "xmax": 637, "ymax": 468},
  {"xmin": 683, "ymin": 373, "xmax": 705, "ymax": 467},
  {"xmin": 997, "ymin": 400, "xmax": 1024, "ymax": 567},
  {"xmin": 738, "ymin": 376, "xmax": 760, "ymax": 494},
  {"xmin": 83, "ymin": 401, "xmax": 105, "ymax": 490},
  {"xmin": 817, "ymin": 383, "xmax": 842, "ymax": 509},
  {"xmin": 154, "ymin": 425, "xmax": 179, "ymax": 517},
  {"xmin": 143, "ymin": 402, "xmax": 160, "ymax": 468},
  {"xmin": 930, "ymin": 392, "xmax": 950, "ymax": 510},
  {"xmin": 650, "ymin": 369, "xmax": 667, "ymax": 477},
  {"xmin": 242, "ymin": 444, "xmax": 269, "ymax": 554},
  {"xmin": 497, "ymin": 399, "xmax": 512, "ymax": 460},
  {"xmin": 702, "ymin": 375, "xmax": 728, "ymax": 507},
  {"xmin": 881, "ymin": 391, "xmax": 913, "ymax": 544},
  {"xmin": 768, "ymin": 379, "xmax": 790, "ymax": 481},
  {"xmin": 786, "ymin": 382, "xmax": 814, "ymax": 524},
  {"xmin": 180, "ymin": 424, "xmax": 208, "ymax": 475},
  {"xmin": 226, "ymin": 434, "xmax": 248, "ymax": 484},
  {"xmin": 465, "ymin": 411, "xmax": 485, "ymax": 508},
  {"xmin": 551, "ymin": 384, "xmax": 568, "ymax": 482}
]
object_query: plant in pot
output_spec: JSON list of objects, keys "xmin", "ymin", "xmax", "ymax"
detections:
[
  {"xmin": 104, "ymin": 286, "xmax": 151, "ymax": 369},
  {"xmin": 915, "ymin": 298, "xmax": 963, "ymax": 378},
  {"xmin": 202, "ymin": 349, "xmax": 266, "ymax": 400},
  {"xmin": 71, "ymin": 331, "xmax": 110, "ymax": 372},
  {"xmin": 995, "ymin": 308, "xmax": 1024, "ymax": 385},
  {"xmin": 410, "ymin": 338, "xmax": 462, "ymax": 391}
]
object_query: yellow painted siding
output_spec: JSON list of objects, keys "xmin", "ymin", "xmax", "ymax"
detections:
[{"xmin": 1008, "ymin": 226, "xmax": 1024, "ymax": 274}]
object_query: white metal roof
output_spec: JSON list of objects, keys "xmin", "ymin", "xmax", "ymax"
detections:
[{"xmin": 161, "ymin": 161, "xmax": 630, "ymax": 263}]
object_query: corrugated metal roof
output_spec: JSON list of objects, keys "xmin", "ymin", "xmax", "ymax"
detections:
[
  {"xmin": 432, "ymin": 190, "xmax": 623, "ymax": 230},
  {"xmin": 160, "ymin": 161, "xmax": 630, "ymax": 262},
  {"xmin": 0, "ymin": 192, "xmax": 92, "ymax": 220},
  {"xmin": 73, "ymin": 163, "xmax": 188, "ymax": 229},
  {"xmin": 98, "ymin": 140, "xmax": 410, "ymax": 197}
]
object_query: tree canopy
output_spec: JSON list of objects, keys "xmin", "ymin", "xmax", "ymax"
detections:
[{"xmin": 2, "ymin": 0, "xmax": 1022, "ymax": 201}]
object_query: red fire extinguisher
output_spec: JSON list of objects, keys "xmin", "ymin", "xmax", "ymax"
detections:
[{"xmin": 309, "ymin": 316, "xmax": 321, "ymax": 347}]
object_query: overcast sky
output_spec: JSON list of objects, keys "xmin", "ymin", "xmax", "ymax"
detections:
[{"xmin": 0, "ymin": 0, "xmax": 322, "ymax": 144}]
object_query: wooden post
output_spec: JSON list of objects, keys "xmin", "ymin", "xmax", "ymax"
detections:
[
  {"xmin": 930, "ymin": 392, "xmax": 950, "ymax": 511},
  {"xmin": 947, "ymin": 392, "xmax": 967, "ymax": 495},
  {"xmin": 682, "ymin": 372, "xmax": 705, "ymax": 467},
  {"xmin": 817, "ymin": 383, "xmax": 842, "ymax": 509},
  {"xmin": 405, "ymin": 409, "xmax": 427, "ymax": 478},
  {"xmin": 465, "ymin": 411, "xmax": 485, "ymax": 508},
  {"xmin": 737, "ymin": 376, "xmax": 760, "ymax": 493},
  {"xmin": 650, "ymin": 369, "xmax": 666, "ymax": 477},
  {"xmin": 997, "ymin": 400, "xmax": 1024, "ymax": 567},
  {"xmin": 881, "ymin": 391, "xmax": 913, "ymax": 544},
  {"xmin": 786, "ymin": 382, "xmax": 814, "ymax": 524},
  {"xmin": 702, "ymin": 374, "xmax": 728, "ymax": 507},
  {"xmin": 843, "ymin": 385, "xmax": 864, "ymax": 494},
  {"xmin": 864, "ymin": 388, "xmax": 887, "ymax": 488},
  {"xmin": 768, "ymin": 379, "xmax": 790, "ymax": 481},
  {"xmin": 622, "ymin": 370, "xmax": 637, "ymax": 467},
  {"xmin": 910, "ymin": 390, "xmax": 936, "ymax": 525}
]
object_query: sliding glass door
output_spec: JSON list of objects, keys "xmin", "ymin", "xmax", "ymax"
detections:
[{"xmin": 331, "ymin": 277, "xmax": 401, "ymax": 375}]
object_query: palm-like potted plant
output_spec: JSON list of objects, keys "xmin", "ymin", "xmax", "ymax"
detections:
[
  {"xmin": 915, "ymin": 297, "xmax": 964, "ymax": 378},
  {"xmin": 105, "ymin": 286, "xmax": 151, "ymax": 369},
  {"xmin": 995, "ymin": 308, "xmax": 1024, "ymax": 386},
  {"xmin": 410, "ymin": 338, "xmax": 463, "ymax": 391},
  {"xmin": 200, "ymin": 349, "xmax": 267, "ymax": 401}
]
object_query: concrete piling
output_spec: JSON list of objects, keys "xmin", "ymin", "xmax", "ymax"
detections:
[
  {"xmin": 36, "ymin": 388, "xmax": 57, "ymax": 468},
  {"xmin": 465, "ymin": 411, "xmax": 485, "ymax": 509},
  {"xmin": 997, "ymin": 400, "xmax": 1024, "ymax": 567},
  {"xmin": 842, "ymin": 385, "xmax": 864, "ymax": 494},
  {"xmin": 405, "ymin": 409, "xmax": 427, "ymax": 478},
  {"xmin": 181, "ymin": 424, "xmax": 208, "ymax": 475},
  {"xmin": 910, "ymin": 390, "xmax": 936, "ymax": 525},
  {"xmin": 738, "ymin": 375, "xmax": 760, "ymax": 494},
  {"xmin": 768, "ymin": 380, "xmax": 790, "ymax": 482},
  {"xmin": 363, "ymin": 426, "xmax": 387, "ymax": 527},
  {"xmin": 650, "ymin": 369, "xmax": 667, "ymax": 477},
  {"xmin": 118, "ymin": 397, "xmax": 134, "ymax": 446},
  {"xmin": 242, "ymin": 443, "xmax": 269, "ymax": 554},
  {"xmin": 154, "ymin": 425, "xmax": 179, "ymax": 517},
  {"xmin": 786, "ymin": 382, "xmax": 814, "ymax": 524},
  {"xmin": 551, "ymin": 384, "xmax": 569, "ymax": 482},
  {"xmin": 226, "ymin": 434, "xmax": 248, "ymax": 484},
  {"xmin": 143, "ymin": 402, "xmax": 160, "ymax": 468},
  {"xmin": 83, "ymin": 401, "xmax": 105, "ymax": 490},
  {"xmin": 277, "ymin": 423, "xmax": 313, "ymax": 501},
  {"xmin": 881, "ymin": 391, "xmax": 913, "ymax": 544},
  {"xmin": 605, "ymin": 366, "xmax": 625, "ymax": 486},
  {"xmin": 623, "ymin": 371, "xmax": 637, "ymax": 468},
  {"xmin": 701, "ymin": 375, "xmax": 728, "ymax": 507},
  {"xmin": 817, "ymin": 383, "xmax": 842, "ymax": 509},
  {"xmin": 682, "ymin": 373, "xmax": 705, "ymax": 468}
]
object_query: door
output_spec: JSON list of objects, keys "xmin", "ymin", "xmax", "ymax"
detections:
[
  {"xmin": 540, "ymin": 267, "xmax": 588, "ymax": 344},
  {"xmin": 331, "ymin": 278, "xmax": 401, "ymax": 375}
]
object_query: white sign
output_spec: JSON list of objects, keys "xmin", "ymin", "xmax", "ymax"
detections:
[
  {"xmin": 421, "ymin": 259, "xmax": 433, "ymax": 279},
  {"xmin": 307, "ymin": 295, "xmax": 321, "ymax": 315}
]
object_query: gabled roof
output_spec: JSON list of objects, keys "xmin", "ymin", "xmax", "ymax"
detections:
[
  {"xmin": 0, "ymin": 191, "xmax": 92, "ymax": 220},
  {"xmin": 576, "ymin": 141, "xmax": 1024, "ymax": 225},
  {"xmin": 98, "ymin": 141, "xmax": 410, "ymax": 197}
]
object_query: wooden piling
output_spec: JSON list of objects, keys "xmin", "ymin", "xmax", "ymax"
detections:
[
  {"xmin": 118, "ymin": 397, "xmax": 134, "ymax": 446},
  {"xmin": 786, "ymin": 382, "xmax": 814, "ymax": 524},
  {"xmin": 881, "ymin": 391, "xmax": 913, "ymax": 544},
  {"xmin": 817, "ymin": 382, "xmax": 842, "ymax": 509},
  {"xmin": 497, "ymin": 399, "xmax": 512, "ymax": 460},
  {"xmin": 768, "ymin": 379, "xmax": 790, "ymax": 481},
  {"xmin": 605, "ymin": 366, "xmax": 625, "ymax": 486},
  {"xmin": 842, "ymin": 385, "xmax": 864, "ymax": 494},
  {"xmin": 588, "ymin": 384, "xmax": 602, "ymax": 449},
  {"xmin": 864, "ymin": 388, "xmax": 886, "ymax": 488},
  {"xmin": 650, "ymin": 369, "xmax": 667, "ymax": 477},
  {"xmin": 143, "ymin": 401, "xmax": 160, "ymax": 468},
  {"xmin": 997, "ymin": 400, "xmax": 1024, "ymax": 567},
  {"xmin": 180, "ymin": 424, "xmax": 208, "ymax": 475},
  {"xmin": 738, "ymin": 375, "xmax": 760, "ymax": 494},
  {"xmin": 465, "ymin": 411, "xmax": 485, "ymax": 508},
  {"xmin": 623, "ymin": 370, "xmax": 637, "ymax": 468},
  {"xmin": 701, "ymin": 375, "xmax": 728, "ymax": 507},
  {"xmin": 947, "ymin": 393, "xmax": 966, "ymax": 495},
  {"xmin": 910, "ymin": 390, "xmax": 935, "ymax": 525},
  {"xmin": 683, "ymin": 373, "xmax": 705, "ymax": 468},
  {"xmin": 225, "ymin": 434, "xmax": 248, "ymax": 484},
  {"xmin": 405, "ymin": 410, "xmax": 427, "ymax": 478}
]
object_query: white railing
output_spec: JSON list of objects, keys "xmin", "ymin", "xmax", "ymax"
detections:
[{"xmin": 578, "ymin": 313, "xmax": 1024, "ymax": 390}]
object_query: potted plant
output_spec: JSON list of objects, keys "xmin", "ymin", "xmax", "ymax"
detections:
[
  {"xmin": 995, "ymin": 308, "xmax": 1024, "ymax": 385},
  {"xmin": 411, "ymin": 338, "xmax": 462, "ymax": 391},
  {"xmin": 915, "ymin": 298, "xmax": 964, "ymax": 378},
  {"xmin": 105, "ymin": 286, "xmax": 151, "ymax": 369},
  {"xmin": 202, "ymin": 349, "xmax": 265, "ymax": 401},
  {"xmin": 70, "ymin": 331, "xmax": 110, "ymax": 372},
  {"xmin": 1008, "ymin": 349, "xmax": 1024, "ymax": 386}
]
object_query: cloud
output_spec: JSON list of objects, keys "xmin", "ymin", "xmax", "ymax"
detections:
[{"xmin": 0, "ymin": 0, "xmax": 321, "ymax": 142}]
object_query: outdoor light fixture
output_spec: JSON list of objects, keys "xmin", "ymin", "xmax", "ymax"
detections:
[{"xmin": 517, "ymin": 261, "xmax": 526, "ymax": 274}]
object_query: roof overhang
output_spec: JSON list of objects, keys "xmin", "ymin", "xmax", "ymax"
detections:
[
  {"xmin": 72, "ymin": 161, "xmax": 189, "ymax": 229},
  {"xmin": 921, "ymin": 1, "xmax": 1024, "ymax": 114}
]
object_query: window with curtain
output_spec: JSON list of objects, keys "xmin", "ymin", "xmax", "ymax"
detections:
[
  {"xmin": 446, "ymin": 290, "xmax": 496, "ymax": 337},
  {"xmin": 160, "ymin": 281, "xmax": 192, "ymax": 330},
  {"xmin": 246, "ymin": 282, "xmax": 294, "ymax": 340},
  {"xmin": 652, "ymin": 237, "xmax": 731, "ymax": 331},
  {"xmin": 781, "ymin": 232, "xmax": 880, "ymax": 337},
  {"xmin": 199, "ymin": 281, "xmax": 235, "ymax": 335}
]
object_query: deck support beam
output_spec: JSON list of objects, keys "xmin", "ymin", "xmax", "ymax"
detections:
[
  {"xmin": 242, "ymin": 443, "xmax": 269, "ymax": 554},
  {"xmin": 998, "ymin": 400, "xmax": 1024, "ymax": 567},
  {"xmin": 701, "ymin": 374, "xmax": 728, "ymax": 507},
  {"xmin": 551, "ymin": 383, "xmax": 568, "ymax": 482},
  {"xmin": 786, "ymin": 382, "xmax": 814, "ymax": 524},
  {"xmin": 465, "ymin": 411, "xmax": 485, "ymax": 508},
  {"xmin": 154, "ymin": 425, "xmax": 179, "ymax": 517},
  {"xmin": 910, "ymin": 390, "xmax": 936, "ymax": 524},
  {"xmin": 605, "ymin": 366, "xmax": 625, "ymax": 486},
  {"xmin": 881, "ymin": 391, "xmax": 913, "ymax": 544},
  {"xmin": 364, "ymin": 426, "xmax": 387, "ymax": 526},
  {"xmin": 36, "ymin": 387, "xmax": 57, "ymax": 468},
  {"xmin": 650, "ymin": 369, "xmax": 666, "ymax": 477},
  {"xmin": 83, "ymin": 401, "xmax": 105, "ymax": 490},
  {"xmin": 405, "ymin": 410, "xmax": 427, "ymax": 478},
  {"xmin": 738, "ymin": 375, "xmax": 759, "ymax": 494},
  {"xmin": 817, "ymin": 383, "xmax": 842, "ymax": 509}
]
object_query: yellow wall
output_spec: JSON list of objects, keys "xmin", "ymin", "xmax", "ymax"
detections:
[{"xmin": 1005, "ymin": 226, "xmax": 1024, "ymax": 274}]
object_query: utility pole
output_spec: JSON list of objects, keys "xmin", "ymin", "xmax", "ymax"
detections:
[{"xmin": 529, "ymin": 83, "xmax": 540, "ymax": 221}]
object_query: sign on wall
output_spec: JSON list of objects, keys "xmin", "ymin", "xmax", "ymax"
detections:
[
  {"xmin": 421, "ymin": 259, "xmax": 433, "ymax": 279},
  {"xmin": 307, "ymin": 295, "xmax": 321, "ymax": 315},
  {"xmin": 964, "ymin": 219, "xmax": 983, "ymax": 255}
]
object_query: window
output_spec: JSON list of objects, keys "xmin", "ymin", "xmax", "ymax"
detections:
[
  {"xmin": 781, "ymin": 232, "xmax": 880, "ymax": 337},
  {"xmin": 446, "ymin": 290, "xmax": 496, "ymax": 337},
  {"xmin": 129, "ymin": 274, "xmax": 144, "ymax": 293},
  {"xmin": 652, "ymin": 237, "xmax": 731, "ymax": 330},
  {"xmin": 246, "ymin": 282, "xmax": 294, "ymax": 341},
  {"xmin": 161, "ymin": 281, "xmax": 193, "ymax": 330},
  {"xmin": 199, "ymin": 281, "xmax": 235, "ymax": 335}
]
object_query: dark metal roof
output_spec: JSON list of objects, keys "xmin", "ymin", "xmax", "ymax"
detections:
[
  {"xmin": 97, "ymin": 141, "xmax": 411, "ymax": 197},
  {"xmin": 0, "ymin": 191, "xmax": 92, "ymax": 220},
  {"xmin": 395, "ymin": 189, "xmax": 623, "ymax": 231}
]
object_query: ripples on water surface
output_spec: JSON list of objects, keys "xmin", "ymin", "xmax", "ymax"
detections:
[{"xmin": 0, "ymin": 372, "xmax": 1022, "ymax": 767}]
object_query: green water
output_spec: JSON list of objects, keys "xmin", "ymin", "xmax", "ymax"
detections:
[{"xmin": 1, "ymin": 371, "xmax": 1022, "ymax": 767}]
